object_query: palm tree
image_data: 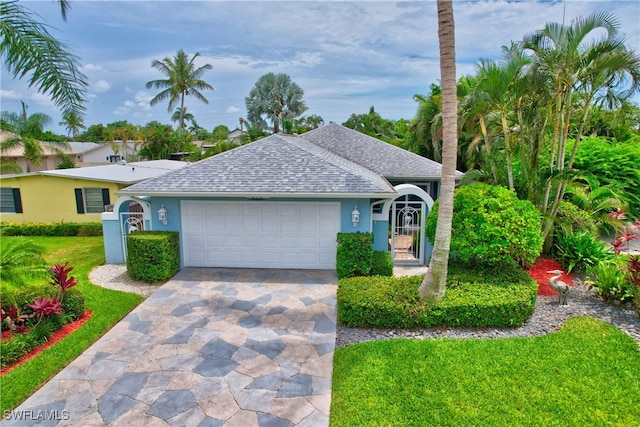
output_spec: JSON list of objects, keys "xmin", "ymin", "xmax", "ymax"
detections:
[
  {"xmin": 171, "ymin": 107, "xmax": 195, "ymax": 128},
  {"xmin": 0, "ymin": 239, "xmax": 49, "ymax": 286},
  {"xmin": 245, "ymin": 73, "xmax": 308, "ymax": 134},
  {"xmin": 145, "ymin": 50, "xmax": 214, "ymax": 130},
  {"xmin": 0, "ymin": 111, "xmax": 70, "ymax": 173},
  {"xmin": 0, "ymin": 0, "xmax": 87, "ymax": 118},
  {"xmin": 59, "ymin": 109, "xmax": 85, "ymax": 138},
  {"xmin": 419, "ymin": 0, "xmax": 458, "ymax": 301},
  {"xmin": 522, "ymin": 11, "xmax": 640, "ymax": 242},
  {"xmin": 471, "ymin": 47, "xmax": 531, "ymax": 190}
]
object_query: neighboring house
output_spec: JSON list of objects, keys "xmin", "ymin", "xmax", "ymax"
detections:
[
  {"xmin": 227, "ymin": 128, "xmax": 246, "ymax": 144},
  {"xmin": 76, "ymin": 141, "xmax": 142, "ymax": 165},
  {"xmin": 103, "ymin": 123, "xmax": 463, "ymax": 269},
  {"xmin": 0, "ymin": 130, "xmax": 141, "ymax": 172},
  {"xmin": 0, "ymin": 131, "xmax": 101, "ymax": 173},
  {"xmin": 0, "ymin": 160, "xmax": 186, "ymax": 223}
]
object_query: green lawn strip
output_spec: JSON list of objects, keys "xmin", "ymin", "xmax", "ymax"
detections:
[
  {"xmin": 331, "ymin": 317, "xmax": 640, "ymax": 426},
  {"xmin": 0, "ymin": 237, "xmax": 144, "ymax": 413}
]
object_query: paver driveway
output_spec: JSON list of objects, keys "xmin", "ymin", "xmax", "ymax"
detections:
[{"xmin": 4, "ymin": 268, "xmax": 337, "ymax": 426}]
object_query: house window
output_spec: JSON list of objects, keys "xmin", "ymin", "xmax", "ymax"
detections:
[
  {"xmin": 74, "ymin": 188, "xmax": 110, "ymax": 214},
  {"xmin": 0, "ymin": 188, "xmax": 23, "ymax": 213},
  {"xmin": 108, "ymin": 155, "xmax": 121, "ymax": 163}
]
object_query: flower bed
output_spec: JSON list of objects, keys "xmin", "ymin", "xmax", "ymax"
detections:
[
  {"xmin": 528, "ymin": 257, "xmax": 575, "ymax": 296},
  {"xmin": 0, "ymin": 311, "xmax": 92, "ymax": 375}
]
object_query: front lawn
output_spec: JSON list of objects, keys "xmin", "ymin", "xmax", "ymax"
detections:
[
  {"xmin": 0, "ymin": 237, "xmax": 143, "ymax": 413},
  {"xmin": 331, "ymin": 317, "xmax": 640, "ymax": 426}
]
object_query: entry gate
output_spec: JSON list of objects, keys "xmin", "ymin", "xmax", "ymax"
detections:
[{"xmin": 390, "ymin": 197, "xmax": 426, "ymax": 264}]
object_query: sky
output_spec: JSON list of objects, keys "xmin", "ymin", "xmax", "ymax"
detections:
[{"xmin": 2, "ymin": 0, "xmax": 639, "ymax": 137}]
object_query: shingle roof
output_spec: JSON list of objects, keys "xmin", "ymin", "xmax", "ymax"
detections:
[
  {"xmin": 119, "ymin": 134, "xmax": 395, "ymax": 197},
  {"xmin": 300, "ymin": 122, "xmax": 462, "ymax": 179}
]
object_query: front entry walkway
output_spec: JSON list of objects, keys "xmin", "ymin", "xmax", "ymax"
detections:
[{"xmin": 6, "ymin": 268, "xmax": 337, "ymax": 426}]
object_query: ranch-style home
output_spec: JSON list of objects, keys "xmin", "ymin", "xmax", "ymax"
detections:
[
  {"xmin": 103, "ymin": 123, "xmax": 461, "ymax": 269},
  {"xmin": 0, "ymin": 160, "xmax": 186, "ymax": 223}
]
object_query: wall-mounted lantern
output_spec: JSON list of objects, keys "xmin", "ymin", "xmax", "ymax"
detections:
[
  {"xmin": 158, "ymin": 205, "xmax": 168, "ymax": 225},
  {"xmin": 352, "ymin": 206, "xmax": 360, "ymax": 228}
]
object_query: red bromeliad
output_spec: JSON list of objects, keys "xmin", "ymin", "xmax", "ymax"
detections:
[{"xmin": 50, "ymin": 261, "xmax": 78, "ymax": 297}]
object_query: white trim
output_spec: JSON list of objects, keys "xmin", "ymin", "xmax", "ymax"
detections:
[
  {"xmin": 372, "ymin": 183, "xmax": 434, "ymax": 222},
  {"xmin": 116, "ymin": 191, "xmax": 396, "ymax": 199}
]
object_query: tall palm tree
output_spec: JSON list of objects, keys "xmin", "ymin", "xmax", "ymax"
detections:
[
  {"xmin": 419, "ymin": 0, "xmax": 458, "ymax": 301},
  {"xmin": 0, "ymin": 0, "xmax": 87, "ymax": 118},
  {"xmin": 59, "ymin": 109, "xmax": 85, "ymax": 138},
  {"xmin": 245, "ymin": 73, "xmax": 308, "ymax": 134},
  {"xmin": 522, "ymin": 11, "xmax": 640, "ymax": 241},
  {"xmin": 145, "ymin": 50, "xmax": 214, "ymax": 130},
  {"xmin": 471, "ymin": 47, "xmax": 531, "ymax": 190},
  {"xmin": 171, "ymin": 107, "xmax": 195, "ymax": 128}
]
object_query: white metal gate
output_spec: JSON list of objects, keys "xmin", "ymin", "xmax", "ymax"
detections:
[
  {"xmin": 390, "ymin": 197, "xmax": 426, "ymax": 264},
  {"xmin": 120, "ymin": 202, "xmax": 145, "ymax": 260}
]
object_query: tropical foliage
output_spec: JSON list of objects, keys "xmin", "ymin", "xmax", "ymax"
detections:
[
  {"xmin": 145, "ymin": 49, "xmax": 214, "ymax": 130},
  {"xmin": 245, "ymin": 73, "xmax": 308, "ymax": 134},
  {"xmin": 0, "ymin": 0, "xmax": 87, "ymax": 118}
]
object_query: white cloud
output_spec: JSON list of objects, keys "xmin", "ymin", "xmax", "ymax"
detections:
[
  {"xmin": 93, "ymin": 80, "xmax": 112, "ymax": 93},
  {"xmin": 82, "ymin": 64, "xmax": 105, "ymax": 73},
  {"xmin": 0, "ymin": 89, "xmax": 20, "ymax": 99},
  {"xmin": 226, "ymin": 106, "xmax": 240, "ymax": 113}
]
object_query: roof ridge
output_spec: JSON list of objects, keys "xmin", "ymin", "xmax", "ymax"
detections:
[{"xmin": 277, "ymin": 134, "xmax": 393, "ymax": 192}]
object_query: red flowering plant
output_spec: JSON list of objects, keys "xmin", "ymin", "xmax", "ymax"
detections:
[
  {"xmin": 49, "ymin": 261, "xmax": 78, "ymax": 300},
  {"xmin": 1, "ymin": 304, "xmax": 28, "ymax": 334},
  {"xmin": 24, "ymin": 297, "xmax": 63, "ymax": 326},
  {"xmin": 624, "ymin": 255, "xmax": 640, "ymax": 316}
]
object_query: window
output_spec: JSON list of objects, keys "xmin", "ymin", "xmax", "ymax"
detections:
[
  {"xmin": 0, "ymin": 188, "xmax": 23, "ymax": 213},
  {"xmin": 74, "ymin": 188, "xmax": 110, "ymax": 214}
]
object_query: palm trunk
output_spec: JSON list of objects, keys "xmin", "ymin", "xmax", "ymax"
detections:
[{"xmin": 419, "ymin": 0, "xmax": 457, "ymax": 302}]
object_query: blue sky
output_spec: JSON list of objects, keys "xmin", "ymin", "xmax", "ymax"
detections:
[{"xmin": 2, "ymin": 0, "xmax": 639, "ymax": 136}]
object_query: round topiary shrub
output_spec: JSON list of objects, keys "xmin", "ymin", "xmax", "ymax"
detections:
[{"xmin": 425, "ymin": 183, "xmax": 543, "ymax": 268}]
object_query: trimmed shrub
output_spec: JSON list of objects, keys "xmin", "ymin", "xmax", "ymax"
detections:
[
  {"xmin": 337, "ymin": 263, "xmax": 537, "ymax": 329},
  {"xmin": 62, "ymin": 288, "xmax": 85, "ymax": 321},
  {"xmin": 127, "ymin": 231, "xmax": 180, "ymax": 283},
  {"xmin": 336, "ymin": 232, "xmax": 374, "ymax": 279},
  {"xmin": 425, "ymin": 183, "xmax": 543, "ymax": 268},
  {"xmin": 371, "ymin": 251, "xmax": 394, "ymax": 277},
  {"xmin": 0, "ymin": 222, "xmax": 102, "ymax": 236}
]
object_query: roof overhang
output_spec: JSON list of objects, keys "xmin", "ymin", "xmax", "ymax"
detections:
[{"xmin": 115, "ymin": 190, "xmax": 397, "ymax": 199}]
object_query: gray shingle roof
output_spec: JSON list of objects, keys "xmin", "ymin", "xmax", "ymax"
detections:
[
  {"xmin": 301, "ymin": 122, "xmax": 461, "ymax": 179},
  {"xmin": 119, "ymin": 133, "xmax": 395, "ymax": 197}
]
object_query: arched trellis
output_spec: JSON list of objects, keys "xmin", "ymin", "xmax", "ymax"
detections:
[{"xmin": 371, "ymin": 184, "xmax": 435, "ymax": 265}]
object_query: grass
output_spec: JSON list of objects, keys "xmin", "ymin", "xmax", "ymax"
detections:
[
  {"xmin": 0, "ymin": 236, "xmax": 143, "ymax": 413},
  {"xmin": 331, "ymin": 317, "xmax": 640, "ymax": 426}
]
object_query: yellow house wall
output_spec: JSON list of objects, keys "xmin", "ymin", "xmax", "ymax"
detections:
[{"xmin": 0, "ymin": 175, "xmax": 123, "ymax": 223}]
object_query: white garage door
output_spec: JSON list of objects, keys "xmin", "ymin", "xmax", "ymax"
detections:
[{"xmin": 181, "ymin": 201, "xmax": 341, "ymax": 269}]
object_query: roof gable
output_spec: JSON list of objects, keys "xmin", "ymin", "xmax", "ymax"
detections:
[{"xmin": 300, "ymin": 123, "xmax": 459, "ymax": 179}]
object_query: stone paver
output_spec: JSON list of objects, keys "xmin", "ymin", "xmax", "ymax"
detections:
[{"xmin": 3, "ymin": 268, "xmax": 337, "ymax": 426}]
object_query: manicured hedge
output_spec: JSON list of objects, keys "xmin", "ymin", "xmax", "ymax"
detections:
[
  {"xmin": 0, "ymin": 222, "xmax": 103, "ymax": 236},
  {"xmin": 127, "ymin": 231, "xmax": 180, "ymax": 283},
  {"xmin": 336, "ymin": 232, "xmax": 374, "ymax": 279},
  {"xmin": 337, "ymin": 264, "xmax": 537, "ymax": 329},
  {"xmin": 371, "ymin": 251, "xmax": 394, "ymax": 277}
]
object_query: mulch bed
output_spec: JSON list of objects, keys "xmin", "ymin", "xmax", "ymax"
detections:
[
  {"xmin": 528, "ymin": 257, "xmax": 575, "ymax": 296},
  {"xmin": 0, "ymin": 310, "xmax": 92, "ymax": 376}
]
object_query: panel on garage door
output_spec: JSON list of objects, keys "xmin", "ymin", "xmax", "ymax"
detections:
[{"xmin": 181, "ymin": 201, "xmax": 341, "ymax": 269}]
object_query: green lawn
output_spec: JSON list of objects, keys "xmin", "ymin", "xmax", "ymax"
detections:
[
  {"xmin": 0, "ymin": 236, "xmax": 143, "ymax": 413},
  {"xmin": 331, "ymin": 317, "xmax": 640, "ymax": 426}
]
